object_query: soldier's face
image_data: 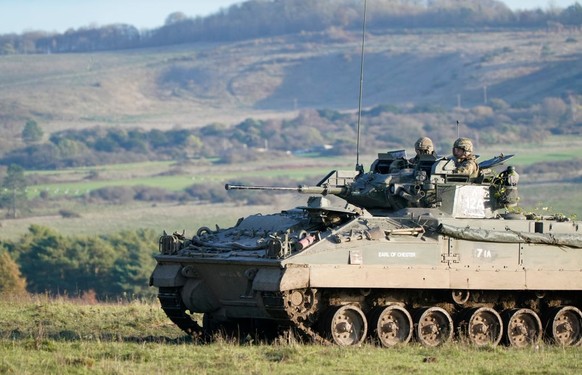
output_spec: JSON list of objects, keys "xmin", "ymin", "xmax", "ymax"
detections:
[{"xmin": 453, "ymin": 147, "xmax": 465, "ymax": 158}]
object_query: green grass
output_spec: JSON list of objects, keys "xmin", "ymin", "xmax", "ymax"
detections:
[
  {"xmin": 0, "ymin": 296, "xmax": 580, "ymax": 374},
  {"xmin": 482, "ymin": 136, "xmax": 582, "ymax": 166},
  {"xmin": 30, "ymin": 175, "xmax": 199, "ymax": 195},
  {"xmin": 28, "ymin": 160, "xmax": 175, "ymax": 175},
  {"xmin": 519, "ymin": 183, "xmax": 582, "ymax": 218},
  {"xmin": 5, "ymin": 342, "xmax": 581, "ymax": 374}
]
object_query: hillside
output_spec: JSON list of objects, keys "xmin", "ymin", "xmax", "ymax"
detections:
[{"xmin": 0, "ymin": 28, "xmax": 580, "ymax": 135}]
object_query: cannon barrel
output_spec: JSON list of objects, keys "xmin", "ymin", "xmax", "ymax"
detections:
[{"xmin": 225, "ymin": 184, "xmax": 345, "ymax": 196}]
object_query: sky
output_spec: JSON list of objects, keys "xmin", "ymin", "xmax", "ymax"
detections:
[{"xmin": 0, "ymin": 0, "xmax": 578, "ymax": 35}]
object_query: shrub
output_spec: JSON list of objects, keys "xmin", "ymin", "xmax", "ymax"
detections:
[
  {"xmin": 185, "ymin": 184, "xmax": 229, "ymax": 203},
  {"xmin": 218, "ymin": 148, "xmax": 264, "ymax": 164},
  {"xmin": 59, "ymin": 209, "xmax": 81, "ymax": 218},
  {"xmin": 89, "ymin": 186, "xmax": 135, "ymax": 204},
  {"xmin": 134, "ymin": 186, "xmax": 181, "ymax": 202}
]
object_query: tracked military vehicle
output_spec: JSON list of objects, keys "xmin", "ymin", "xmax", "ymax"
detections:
[{"xmin": 151, "ymin": 150, "xmax": 582, "ymax": 347}]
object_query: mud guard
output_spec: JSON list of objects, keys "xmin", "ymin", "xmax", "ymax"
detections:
[
  {"xmin": 150, "ymin": 264, "xmax": 186, "ymax": 287},
  {"xmin": 252, "ymin": 265, "xmax": 310, "ymax": 292},
  {"xmin": 280, "ymin": 265, "xmax": 310, "ymax": 291}
]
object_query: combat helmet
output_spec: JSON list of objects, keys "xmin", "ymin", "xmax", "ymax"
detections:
[
  {"xmin": 453, "ymin": 137, "xmax": 473, "ymax": 154},
  {"xmin": 414, "ymin": 137, "xmax": 434, "ymax": 155}
]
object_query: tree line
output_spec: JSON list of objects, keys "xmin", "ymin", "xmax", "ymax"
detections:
[
  {"xmin": 0, "ymin": 225, "xmax": 157, "ymax": 299},
  {"xmin": 1, "ymin": 95, "xmax": 578, "ymax": 170},
  {"xmin": 1, "ymin": 0, "xmax": 581, "ymax": 55}
]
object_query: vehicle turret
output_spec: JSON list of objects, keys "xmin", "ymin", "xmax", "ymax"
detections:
[{"xmin": 226, "ymin": 150, "xmax": 518, "ymax": 218}]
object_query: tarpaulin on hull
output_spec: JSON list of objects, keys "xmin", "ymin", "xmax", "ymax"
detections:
[{"xmin": 438, "ymin": 223, "xmax": 582, "ymax": 248}]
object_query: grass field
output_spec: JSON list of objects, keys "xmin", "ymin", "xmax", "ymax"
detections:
[{"xmin": 0, "ymin": 296, "xmax": 580, "ymax": 374}]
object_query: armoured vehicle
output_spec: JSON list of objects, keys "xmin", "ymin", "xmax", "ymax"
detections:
[{"xmin": 150, "ymin": 150, "xmax": 582, "ymax": 347}]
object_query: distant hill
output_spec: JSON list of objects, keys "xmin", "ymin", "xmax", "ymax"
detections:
[
  {"xmin": 0, "ymin": 28, "xmax": 580, "ymax": 138},
  {"xmin": 3, "ymin": 0, "xmax": 580, "ymax": 55}
]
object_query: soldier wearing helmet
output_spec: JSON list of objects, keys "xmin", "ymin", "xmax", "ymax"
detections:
[
  {"xmin": 388, "ymin": 136, "xmax": 436, "ymax": 172},
  {"xmin": 409, "ymin": 137, "xmax": 436, "ymax": 166},
  {"xmin": 451, "ymin": 137, "xmax": 478, "ymax": 178}
]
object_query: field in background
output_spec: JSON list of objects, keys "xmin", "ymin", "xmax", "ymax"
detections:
[
  {"xmin": 25, "ymin": 157, "xmax": 344, "ymax": 198},
  {"xmin": 0, "ymin": 296, "xmax": 579, "ymax": 374}
]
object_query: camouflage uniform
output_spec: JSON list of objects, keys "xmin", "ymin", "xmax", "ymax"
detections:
[
  {"xmin": 452, "ymin": 137, "xmax": 478, "ymax": 178},
  {"xmin": 453, "ymin": 155, "xmax": 478, "ymax": 177}
]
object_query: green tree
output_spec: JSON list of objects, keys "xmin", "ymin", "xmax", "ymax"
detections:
[
  {"xmin": 1, "ymin": 164, "xmax": 27, "ymax": 219},
  {"xmin": 22, "ymin": 120, "xmax": 44, "ymax": 144},
  {"xmin": 65, "ymin": 236, "xmax": 118, "ymax": 294},
  {"xmin": 107, "ymin": 229, "xmax": 158, "ymax": 298},
  {"xmin": 0, "ymin": 250, "xmax": 27, "ymax": 296},
  {"xmin": 14, "ymin": 225, "xmax": 73, "ymax": 294},
  {"xmin": 14, "ymin": 226, "xmax": 115, "ymax": 297}
]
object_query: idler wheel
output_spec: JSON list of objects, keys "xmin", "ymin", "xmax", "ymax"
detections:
[
  {"xmin": 370, "ymin": 305, "xmax": 413, "ymax": 347},
  {"xmin": 414, "ymin": 307, "xmax": 453, "ymax": 347},
  {"xmin": 322, "ymin": 305, "xmax": 367, "ymax": 346},
  {"xmin": 546, "ymin": 306, "xmax": 582, "ymax": 346},
  {"xmin": 458, "ymin": 307, "xmax": 503, "ymax": 347},
  {"xmin": 503, "ymin": 308, "xmax": 542, "ymax": 348}
]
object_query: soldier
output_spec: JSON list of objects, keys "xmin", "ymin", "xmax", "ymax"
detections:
[
  {"xmin": 451, "ymin": 137, "xmax": 478, "ymax": 178},
  {"xmin": 387, "ymin": 136, "xmax": 436, "ymax": 173},
  {"xmin": 409, "ymin": 137, "xmax": 436, "ymax": 166}
]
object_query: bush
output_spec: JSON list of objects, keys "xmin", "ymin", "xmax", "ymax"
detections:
[
  {"xmin": 218, "ymin": 148, "xmax": 264, "ymax": 164},
  {"xmin": 89, "ymin": 186, "xmax": 135, "ymax": 204},
  {"xmin": 59, "ymin": 209, "xmax": 81, "ymax": 218},
  {"xmin": 134, "ymin": 186, "xmax": 181, "ymax": 202},
  {"xmin": 185, "ymin": 184, "xmax": 229, "ymax": 203}
]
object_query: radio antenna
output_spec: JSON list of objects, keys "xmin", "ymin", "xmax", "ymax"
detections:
[{"xmin": 355, "ymin": 0, "xmax": 367, "ymax": 173}]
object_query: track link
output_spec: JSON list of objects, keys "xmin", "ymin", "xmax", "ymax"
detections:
[
  {"xmin": 281, "ymin": 289, "xmax": 332, "ymax": 345},
  {"xmin": 158, "ymin": 287, "xmax": 204, "ymax": 338}
]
